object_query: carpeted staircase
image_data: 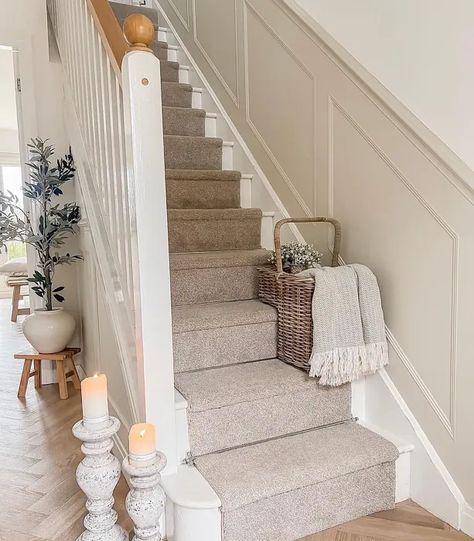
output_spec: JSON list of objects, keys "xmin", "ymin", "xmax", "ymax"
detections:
[{"xmin": 112, "ymin": 4, "xmax": 400, "ymax": 540}]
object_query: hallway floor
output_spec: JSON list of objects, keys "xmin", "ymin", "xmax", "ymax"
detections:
[
  {"xmin": 0, "ymin": 298, "xmax": 130, "ymax": 541},
  {"xmin": 0, "ymin": 298, "xmax": 470, "ymax": 540}
]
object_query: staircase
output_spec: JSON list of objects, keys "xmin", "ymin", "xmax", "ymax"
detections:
[{"xmin": 112, "ymin": 4, "xmax": 399, "ymax": 540}]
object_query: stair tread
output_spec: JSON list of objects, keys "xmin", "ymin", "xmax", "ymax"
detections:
[
  {"xmin": 161, "ymin": 60, "xmax": 179, "ymax": 70},
  {"xmin": 166, "ymin": 169, "xmax": 240, "ymax": 181},
  {"xmin": 172, "ymin": 299, "xmax": 276, "ymax": 333},
  {"xmin": 195, "ymin": 423, "xmax": 398, "ymax": 511},
  {"xmin": 170, "ymin": 249, "xmax": 269, "ymax": 270},
  {"xmin": 162, "ymin": 81, "xmax": 193, "ymax": 92},
  {"xmin": 165, "ymin": 134, "xmax": 223, "ymax": 144},
  {"xmin": 175, "ymin": 359, "xmax": 347, "ymax": 412},
  {"xmin": 163, "ymin": 106, "xmax": 207, "ymax": 118},
  {"xmin": 168, "ymin": 208, "xmax": 262, "ymax": 221},
  {"xmin": 151, "ymin": 40, "xmax": 168, "ymax": 50}
]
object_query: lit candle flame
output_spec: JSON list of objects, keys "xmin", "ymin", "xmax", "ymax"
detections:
[{"xmin": 139, "ymin": 429, "xmax": 146, "ymax": 439}]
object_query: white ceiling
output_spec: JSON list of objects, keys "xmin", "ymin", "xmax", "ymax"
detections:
[{"xmin": 0, "ymin": 48, "xmax": 18, "ymax": 131}]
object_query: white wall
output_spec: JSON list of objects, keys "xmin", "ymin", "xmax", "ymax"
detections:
[
  {"xmin": 0, "ymin": 0, "xmax": 82, "ymax": 353},
  {"xmin": 0, "ymin": 48, "xmax": 19, "ymax": 155},
  {"xmin": 293, "ymin": 0, "xmax": 474, "ymax": 171}
]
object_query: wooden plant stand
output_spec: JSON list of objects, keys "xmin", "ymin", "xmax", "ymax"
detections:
[
  {"xmin": 7, "ymin": 277, "xmax": 30, "ymax": 322},
  {"xmin": 15, "ymin": 347, "xmax": 81, "ymax": 400}
]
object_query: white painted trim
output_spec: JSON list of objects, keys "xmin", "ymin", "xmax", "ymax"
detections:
[
  {"xmin": 369, "ymin": 368, "xmax": 469, "ymax": 532},
  {"xmin": 191, "ymin": 87, "xmax": 203, "ymax": 108},
  {"xmin": 461, "ymin": 504, "xmax": 474, "ymax": 538},
  {"xmin": 178, "ymin": 65, "xmax": 190, "ymax": 84}
]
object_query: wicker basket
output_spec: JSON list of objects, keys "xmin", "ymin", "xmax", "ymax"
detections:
[{"xmin": 258, "ymin": 217, "xmax": 341, "ymax": 371}]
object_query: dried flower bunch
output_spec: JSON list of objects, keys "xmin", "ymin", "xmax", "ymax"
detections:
[{"xmin": 269, "ymin": 242, "xmax": 322, "ymax": 272}]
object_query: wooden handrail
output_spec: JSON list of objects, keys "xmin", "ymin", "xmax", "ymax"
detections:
[
  {"xmin": 86, "ymin": 0, "xmax": 155, "ymax": 77},
  {"xmin": 87, "ymin": 0, "xmax": 130, "ymax": 76}
]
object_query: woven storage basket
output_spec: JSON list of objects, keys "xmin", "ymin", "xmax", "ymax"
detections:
[{"xmin": 258, "ymin": 217, "xmax": 341, "ymax": 371}]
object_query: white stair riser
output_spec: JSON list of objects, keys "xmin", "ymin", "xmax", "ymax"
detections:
[
  {"xmin": 205, "ymin": 114, "xmax": 217, "ymax": 138},
  {"xmin": 395, "ymin": 450, "xmax": 411, "ymax": 503},
  {"xmin": 179, "ymin": 66, "xmax": 190, "ymax": 84},
  {"xmin": 261, "ymin": 212, "xmax": 275, "ymax": 250},
  {"xmin": 192, "ymin": 88, "xmax": 203, "ymax": 109},
  {"xmin": 222, "ymin": 142, "xmax": 234, "ymax": 170},
  {"xmin": 240, "ymin": 174, "xmax": 253, "ymax": 208},
  {"xmin": 167, "ymin": 45, "xmax": 179, "ymax": 62},
  {"xmin": 158, "ymin": 27, "xmax": 168, "ymax": 42}
]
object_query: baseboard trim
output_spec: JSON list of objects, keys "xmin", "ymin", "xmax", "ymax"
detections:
[
  {"xmin": 366, "ymin": 368, "xmax": 467, "ymax": 531},
  {"xmin": 461, "ymin": 504, "xmax": 474, "ymax": 538}
]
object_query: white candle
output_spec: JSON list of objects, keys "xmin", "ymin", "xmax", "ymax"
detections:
[
  {"xmin": 81, "ymin": 373, "xmax": 109, "ymax": 420},
  {"xmin": 129, "ymin": 423, "xmax": 156, "ymax": 463}
]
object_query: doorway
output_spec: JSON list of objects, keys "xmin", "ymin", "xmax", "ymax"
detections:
[{"xmin": 0, "ymin": 47, "xmax": 29, "ymax": 311}]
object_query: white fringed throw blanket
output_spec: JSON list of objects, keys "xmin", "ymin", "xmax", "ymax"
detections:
[{"xmin": 299, "ymin": 264, "xmax": 388, "ymax": 386}]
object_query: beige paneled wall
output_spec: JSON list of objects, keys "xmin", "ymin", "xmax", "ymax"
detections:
[{"xmin": 158, "ymin": 0, "xmax": 474, "ymax": 504}]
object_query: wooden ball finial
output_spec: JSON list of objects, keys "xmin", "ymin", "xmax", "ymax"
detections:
[{"xmin": 123, "ymin": 14, "xmax": 155, "ymax": 52}]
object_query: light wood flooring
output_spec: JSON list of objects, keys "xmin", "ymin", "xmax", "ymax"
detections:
[
  {"xmin": 0, "ymin": 298, "xmax": 131, "ymax": 540},
  {"xmin": 0, "ymin": 298, "xmax": 471, "ymax": 540}
]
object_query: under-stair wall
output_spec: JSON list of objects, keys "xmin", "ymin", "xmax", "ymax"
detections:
[{"xmin": 155, "ymin": 0, "xmax": 474, "ymax": 533}]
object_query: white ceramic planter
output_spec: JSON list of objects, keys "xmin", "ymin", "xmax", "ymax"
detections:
[{"xmin": 22, "ymin": 308, "xmax": 76, "ymax": 353}]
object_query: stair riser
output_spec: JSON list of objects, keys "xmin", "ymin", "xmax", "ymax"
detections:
[
  {"xmin": 222, "ymin": 462, "xmax": 395, "ymax": 541},
  {"xmin": 162, "ymin": 84, "xmax": 192, "ymax": 108},
  {"xmin": 168, "ymin": 216, "xmax": 261, "ymax": 252},
  {"xmin": 187, "ymin": 385, "xmax": 351, "ymax": 456},
  {"xmin": 163, "ymin": 110, "xmax": 205, "ymax": 137},
  {"xmin": 167, "ymin": 179, "xmax": 239, "ymax": 209},
  {"xmin": 160, "ymin": 62, "xmax": 179, "ymax": 83},
  {"xmin": 171, "ymin": 265, "xmax": 259, "ymax": 305},
  {"xmin": 164, "ymin": 138, "xmax": 222, "ymax": 170},
  {"xmin": 173, "ymin": 322, "xmax": 277, "ymax": 373}
]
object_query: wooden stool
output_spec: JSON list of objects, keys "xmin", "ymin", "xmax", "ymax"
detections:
[
  {"xmin": 15, "ymin": 347, "xmax": 81, "ymax": 399},
  {"xmin": 7, "ymin": 276, "xmax": 30, "ymax": 322}
]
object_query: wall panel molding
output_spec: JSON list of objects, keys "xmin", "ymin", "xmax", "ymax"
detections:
[
  {"xmin": 328, "ymin": 97, "xmax": 458, "ymax": 438},
  {"xmin": 244, "ymin": 0, "xmax": 316, "ymax": 215},
  {"xmin": 192, "ymin": 0, "xmax": 239, "ymax": 105},
  {"xmin": 169, "ymin": 0, "xmax": 190, "ymax": 31}
]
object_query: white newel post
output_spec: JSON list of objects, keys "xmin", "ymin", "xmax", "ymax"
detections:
[
  {"xmin": 121, "ymin": 23, "xmax": 177, "ymax": 474},
  {"xmin": 73, "ymin": 417, "xmax": 128, "ymax": 541}
]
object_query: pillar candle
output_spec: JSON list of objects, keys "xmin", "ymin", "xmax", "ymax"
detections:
[
  {"xmin": 80, "ymin": 373, "xmax": 109, "ymax": 420},
  {"xmin": 129, "ymin": 423, "xmax": 156, "ymax": 458}
]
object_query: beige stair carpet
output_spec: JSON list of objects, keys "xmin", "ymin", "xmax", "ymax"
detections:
[{"xmin": 110, "ymin": 3, "xmax": 399, "ymax": 539}]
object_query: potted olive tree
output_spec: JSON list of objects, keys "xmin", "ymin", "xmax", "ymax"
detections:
[{"xmin": 0, "ymin": 138, "xmax": 82, "ymax": 353}]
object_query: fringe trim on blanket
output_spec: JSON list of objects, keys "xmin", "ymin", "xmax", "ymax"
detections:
[{"xmin": 309, "ymin": 341, "xmax": 388, "ymax": 387}]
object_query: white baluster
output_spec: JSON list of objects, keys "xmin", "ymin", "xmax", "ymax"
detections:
[
  {"xmin": 73, "ymin": 417, "xmax": 128, "ymax": 541},
  {"xmin": 122, "ymin": 452, "xmax": 167, "ymax": 541}
]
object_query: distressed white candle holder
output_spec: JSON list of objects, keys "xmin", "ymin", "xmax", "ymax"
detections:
[
  {"xmin": 72, "ymin": 416, "xmax": 128, "ymax": 541},
  {"xmin": 122, "ymin": 451, "xmax": 167, "ymax": 541}
]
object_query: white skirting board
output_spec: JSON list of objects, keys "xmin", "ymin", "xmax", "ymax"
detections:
[{"xmin": 356, "ymin": 368, "xmax": 473, "ymax": 536}]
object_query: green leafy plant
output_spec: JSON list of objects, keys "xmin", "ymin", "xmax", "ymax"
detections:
[{"xmin": 0, "ymin": 138, "xmax": 82, "ymax": 311}]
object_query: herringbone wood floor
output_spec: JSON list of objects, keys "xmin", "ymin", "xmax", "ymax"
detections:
[
  {"xmin": 0, "ymin": 299, "xmax": 131, "ymax": 540},
  {"xmin": 0, "ymin": 298, "xmax": 471, "ymax": 540}
]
